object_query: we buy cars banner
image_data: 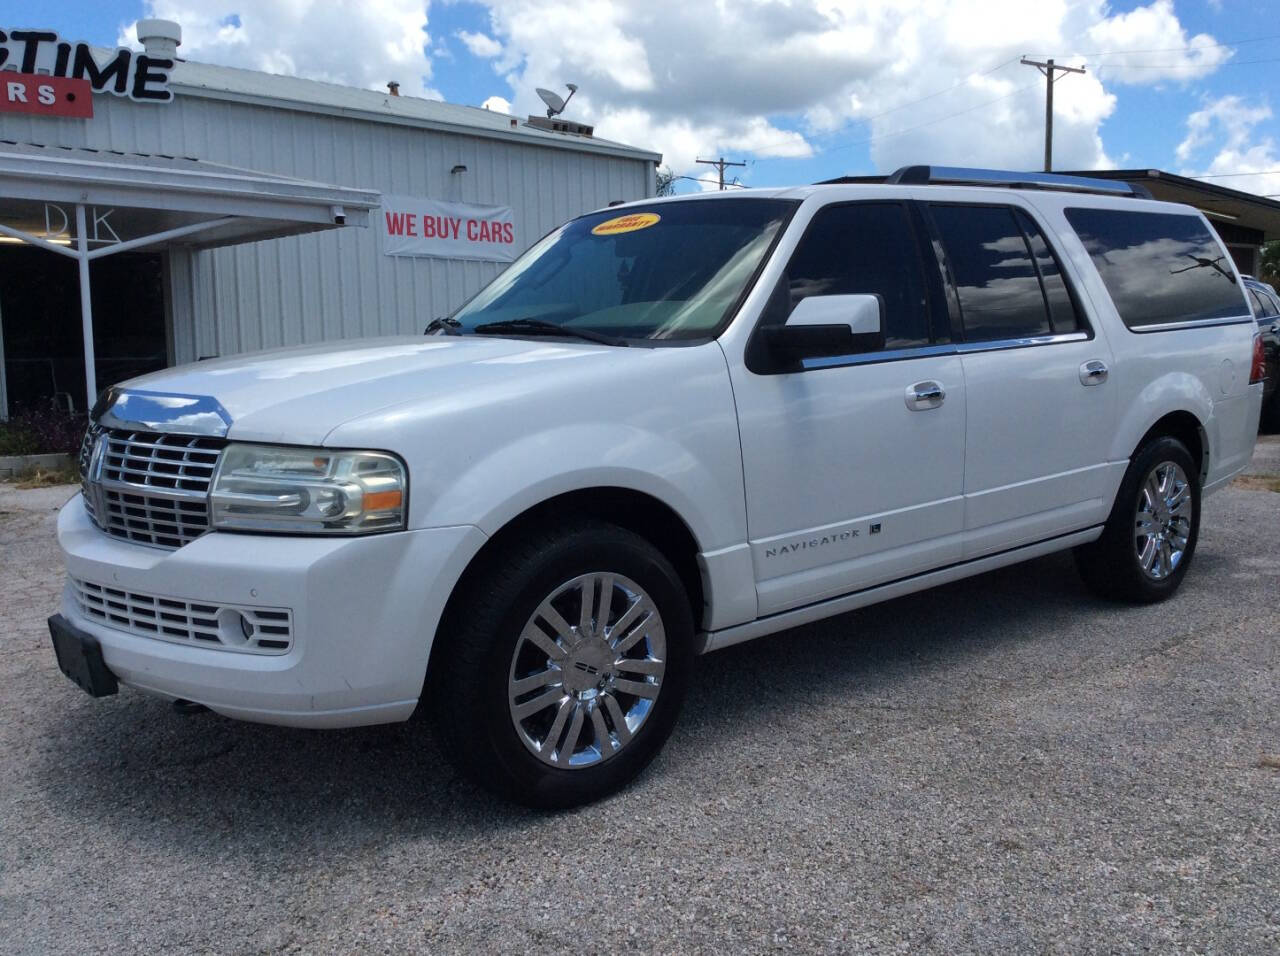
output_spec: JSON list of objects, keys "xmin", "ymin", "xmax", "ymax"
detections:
[{"xmin": 381, "ymin": 195, "xmax": 516, "ymax": 263}]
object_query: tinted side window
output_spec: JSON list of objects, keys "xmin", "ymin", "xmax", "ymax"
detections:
[
  {"xmin": 928, "ymin": 204, "xmax": 1052, "ymax": 341},
  {"xmin": 783, "ymin": 202, "xmax": 931, "ymax": 349},
  {"xmin": 1248, "ymin": 288, "xmax": 1267, "ymax": 318},
  {"xmin": 1064, "ymin": 208, "xmax": 1248, "ymax": 329},
  {"xmin": 1255, "ymin": 287, "xmax": 1279, "ymax": 317},
  {"xmin": 1014, "ymin": 209, "xmax": 1081, "ymax": 334}
]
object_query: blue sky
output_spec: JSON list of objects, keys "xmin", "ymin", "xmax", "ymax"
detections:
[{"xmin": 6, "ymin": 1, "xmax": 1279, "ymax": 195}]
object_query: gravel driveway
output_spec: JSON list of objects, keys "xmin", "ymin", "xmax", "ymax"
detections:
[{"xmin": 2, "ymin": 441, "xmax": 1277, "ymax": 953}]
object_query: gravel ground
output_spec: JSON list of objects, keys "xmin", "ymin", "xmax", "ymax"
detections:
[{"xmin": 1, "ymin": 441, "xmax": 1278, "ymax": 954}]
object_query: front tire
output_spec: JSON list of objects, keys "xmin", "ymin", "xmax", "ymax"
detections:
[
  {"xmin": 431, "ymin": 519, "xmax": 693, "ymax": 809},
  {"xmin": 1074, "ymin": 436, "xmax": 1200, "ymax": 603}
]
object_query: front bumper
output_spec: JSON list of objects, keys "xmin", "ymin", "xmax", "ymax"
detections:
[{"xmin": 56, "ymin": 494, "xmax": 486, "ymax": 728}]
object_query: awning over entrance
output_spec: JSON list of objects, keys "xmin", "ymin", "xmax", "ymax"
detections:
[{"xmin": 0, "ymin": 140, "xmax": 381, "ymax": 417}]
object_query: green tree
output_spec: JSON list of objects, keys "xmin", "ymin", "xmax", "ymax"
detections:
[
  {"xmin": 1261, "ymin": 240, "xmax": 1279, "ymax": 290},
  {"xmin": 655, "ymin": 165, "xmax": 676, "ymax": 197}
]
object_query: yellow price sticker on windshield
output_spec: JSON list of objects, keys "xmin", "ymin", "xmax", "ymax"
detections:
[{"xmin": 592, "ymin": 212, "xmax": 660, "ymax": 236}]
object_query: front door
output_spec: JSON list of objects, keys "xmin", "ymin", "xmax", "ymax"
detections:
[{"xmin": 728, "ymin": 201, "xmax": 967, "ymax": 616}]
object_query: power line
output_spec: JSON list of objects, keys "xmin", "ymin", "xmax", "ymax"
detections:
[
  {"xmin": 1191, "ymin": 169, "xmax": 1280, "ymax": 179},
  {"xmin": 673, "ymin": 174, "xmax": 747, "ymax": 189},
  {"xmin": 704, "ymin": 34, "xmax": 1280, "ymax": 166},
  {"xmin": 1055, "ymin": 32, "xmax": 1280, "ymax": 57},
  {"xmin": 749, "ymin": 79, "xmax": 1040, "ymax": 160},
  {"xmin": 683, "ymin": 32, "xmax": 1280, "ymax": 171},
  {"xmin": 711, "ymin": 56, "xmax": 1026, "ymax": 161},
  {"xmin": 1089, "ymin": 55, "xmax": 1280, "ymax": 70},
  {"xmin": 831, "ymin": 82, "xmax": 1040, "ymax": 153},
  {"xmin": 858, "ymin": 56, "xmax": 1021, "ymax": 123}
]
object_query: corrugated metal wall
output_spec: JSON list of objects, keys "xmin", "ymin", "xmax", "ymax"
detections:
[{"xmin": 6, "ymin": 93, "xmax": 653, "ymax": 363}]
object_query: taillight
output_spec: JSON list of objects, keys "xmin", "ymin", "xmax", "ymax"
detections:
[{"xmin": 1251, "ymin": 332, "xmax": 1266, "ymax": 385}]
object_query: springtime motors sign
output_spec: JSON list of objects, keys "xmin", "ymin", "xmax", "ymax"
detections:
[
  {"xmin": 0, "ymin": 28, "xmax": 174, "ymax": 106},
  {"xmin": 381, "ymin": 195, "xmax": 517, "ymax": 263}
]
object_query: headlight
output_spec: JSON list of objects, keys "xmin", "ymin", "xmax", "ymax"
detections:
[{"xmin": 210, "ymin": 444, "xmax": 407, "ymax": 534}]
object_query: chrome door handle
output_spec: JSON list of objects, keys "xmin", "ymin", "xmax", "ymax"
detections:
[
  {"xmin": 1079, "ymin": 360, "xmax": 1109, "ymax": 386},
  {"xmin": 906, "ymin": 380, "xmax": 945, "ymax": 410}
]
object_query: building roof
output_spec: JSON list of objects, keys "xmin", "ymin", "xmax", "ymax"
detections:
[
  {"xmin": 1056, "ymin": 169, "xmax": 1280, "ymax": 242},
  {"xmin": 166, "ymin": 58, "xmax": 663, "ymax": 165},
  {"xmin": 820, "ymin": 166, "xmax": 1280, "ymax": 243},
  {"xmin": 0, "ymin": 139, "xmax": 380, "ymax": 248}
]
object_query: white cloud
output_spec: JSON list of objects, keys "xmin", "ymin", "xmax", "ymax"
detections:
[
  {"xmin": 480, "ymin": 94, "xmax": 512, "ymax": 114},
  {"xmin": 120, "ymin": 0, "xmax": 1242, "ymax": 187},
  {"xmin": 1082, "ymin": 0, "xmax": 1232, "ymax": 84},
  {"xmin": 457, "ymin": 30, "xmax": 502, "ymax": 58},
  {"xmin": 121, "ymin": 1, "xmax": 438, "ymax": 98},
  {"xmin": 474, "ymin": 0, "xmax": 1169, "ymax": 178},
  {"xmin": 1176, "ymin": 95, "xmax": 1280, "ymax": 199}
]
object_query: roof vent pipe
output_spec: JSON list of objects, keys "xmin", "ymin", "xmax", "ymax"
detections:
[{"xmin": 136, "ymin": 19, "xmax": 182, "ymax": 58}]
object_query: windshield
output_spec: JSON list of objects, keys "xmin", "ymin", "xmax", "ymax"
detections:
[{"xmin": 451, "ymin": 198, "xmax": 796, "ymax": 342}]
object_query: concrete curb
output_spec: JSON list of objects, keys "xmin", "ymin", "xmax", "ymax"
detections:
[{"xmin": 0, "ymin": 452, "xmax": 76, "ymax": 480}]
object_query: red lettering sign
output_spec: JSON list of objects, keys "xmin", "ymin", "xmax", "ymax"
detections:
[
  {"xmin": 0, "ymin": 74, "xmax": 92, "ymax": 117},
  {"xmin": 381, "ymin": 196, "xmax": 517, "ymax": 263}
]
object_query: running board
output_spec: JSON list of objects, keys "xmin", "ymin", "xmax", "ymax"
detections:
[{"xmin": 695, "ymin": 526, "xmax": 1102, "ymax": 654}]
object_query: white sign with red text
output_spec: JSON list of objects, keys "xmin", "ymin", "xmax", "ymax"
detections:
[{"xmin": 380, "ymin": 196, "xmax": 516, "ymax": 263}]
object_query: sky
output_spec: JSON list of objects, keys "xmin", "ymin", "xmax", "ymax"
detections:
[{"xmin": 9, "ymin": 0, "xmax": 1280, "ymax": 197}]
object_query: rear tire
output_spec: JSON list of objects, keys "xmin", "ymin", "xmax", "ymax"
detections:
[
  {"xmin": 430, "ymin": 518, "xmax": 693, "ymax": 809},
  {"xmin": 1074, "ymin": 436, "xmax": 1200, "ymax": 603}
]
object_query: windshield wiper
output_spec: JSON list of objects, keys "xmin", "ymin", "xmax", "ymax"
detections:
[
  {"xmin": 425, "ymin": 317, "xmax": 462, "ymax": 335},
  {"xmin": 472, "ymin": 318, "xmax": 628, "ymax": 347}
]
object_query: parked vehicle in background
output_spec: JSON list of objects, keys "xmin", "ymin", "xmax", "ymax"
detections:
[
  {"xmin": 1244, "ymin": 276, "xmax": 1280, "ymax": 430},
  {"xmin": 50, "ymin": 167, "xmax": 1264, "ymax": 808}
]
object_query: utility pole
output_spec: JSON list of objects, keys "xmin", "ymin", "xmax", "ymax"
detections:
[
  {"xmin": 1020, "ymin": 57, "xmax": 1085, "ymax": 172},
  {"xmin": 695, "ymin": 156, "xmax": 746, "ymax": 190}
]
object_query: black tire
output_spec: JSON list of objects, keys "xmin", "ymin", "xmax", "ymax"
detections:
[
  {"xmin": 430, "ymin": 518, "xmax": 693, "ymax": 809},
  {"xmin": 1074, "ymin": 435, "xmax": 1201, "ymax": 603}
]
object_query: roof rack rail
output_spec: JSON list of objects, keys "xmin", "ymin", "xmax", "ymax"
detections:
[{"xmin": 886, "ymin": 165, "xmax": 1153, "ymax": 199}]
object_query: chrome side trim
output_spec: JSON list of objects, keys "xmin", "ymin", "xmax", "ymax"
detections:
[
  {"xmin": 1128, "ymin": 315, "xmax": 1255, "ymax": 334},
  {"xmin": 800, "ymin": 331, "xmax": 1090, "ymax": 370},
  {"xmin": 93, "ymin": 387, "xmax": 233, "ymax": 437},
  {"xmin": 954, "ymin": 331, "xmax": 1089, "ymax": 354},
  {"xmin": 802, "ymin": 343, "xmax": 955, "ymax": 370},
  {"xmin": 696, "ymin": 525, "xmax": 1104, "ymax": 654}
]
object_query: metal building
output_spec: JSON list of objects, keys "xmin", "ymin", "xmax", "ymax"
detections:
[{"xmin": 0, "ymin": 20, "xmax": 659, "ymax": 417}]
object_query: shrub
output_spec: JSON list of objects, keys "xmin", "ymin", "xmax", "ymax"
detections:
[{"xmin": 0, "ymin": 405, "xmax": 86, "ymax": 457}]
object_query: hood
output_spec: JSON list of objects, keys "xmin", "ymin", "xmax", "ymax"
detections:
[{"xmin": 116, "ymin": 335, "xmax": 634, "ymax": 445}]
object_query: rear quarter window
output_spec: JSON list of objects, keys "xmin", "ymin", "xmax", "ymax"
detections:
[{"xmin": 1064, "ymin": 207, "xmax": 1248, "ymax": 330}]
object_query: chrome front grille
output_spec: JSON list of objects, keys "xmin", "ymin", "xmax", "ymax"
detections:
[
  {"xmin": 81, "ymin": 427, "xmax": 227, "ymax": 550},
  {"xmin": 71, "ymin": 578, "xmax": 294, "ymax": 655}
]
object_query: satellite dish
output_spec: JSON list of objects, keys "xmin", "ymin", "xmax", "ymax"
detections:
[
  {"xmin": 536, "ymin": 88, "xmax": 565, "ymax": 116},
  {"xmin": 536, "ymin": 84, "xmax": 579, "ymax": 118}
]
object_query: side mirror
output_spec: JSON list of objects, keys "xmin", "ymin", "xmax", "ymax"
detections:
[{"xmin": 761, "ymin": 293, "xmax": 885, "ymax": 366}]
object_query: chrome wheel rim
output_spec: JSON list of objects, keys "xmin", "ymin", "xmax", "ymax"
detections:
[
  {"xmin": 508, "ymin": 572, "xmax": 666, "ymax": 769},
  {"xmin": 1133, "ymin": 461, "xmax": 1193, "ymax": 581}
]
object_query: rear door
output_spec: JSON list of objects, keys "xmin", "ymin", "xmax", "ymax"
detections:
[
  {"xmin": 922, "ymin": 202, "xmax": 1118, "ymax": 558},
  {"xmin": 729, "ymin": 201, "xmax": 967, "ymax": 615}
]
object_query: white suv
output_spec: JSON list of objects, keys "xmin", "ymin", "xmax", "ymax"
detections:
[{"xmin": 51, "ymin": 167, "xmax": 1266, "ymax": 807}]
